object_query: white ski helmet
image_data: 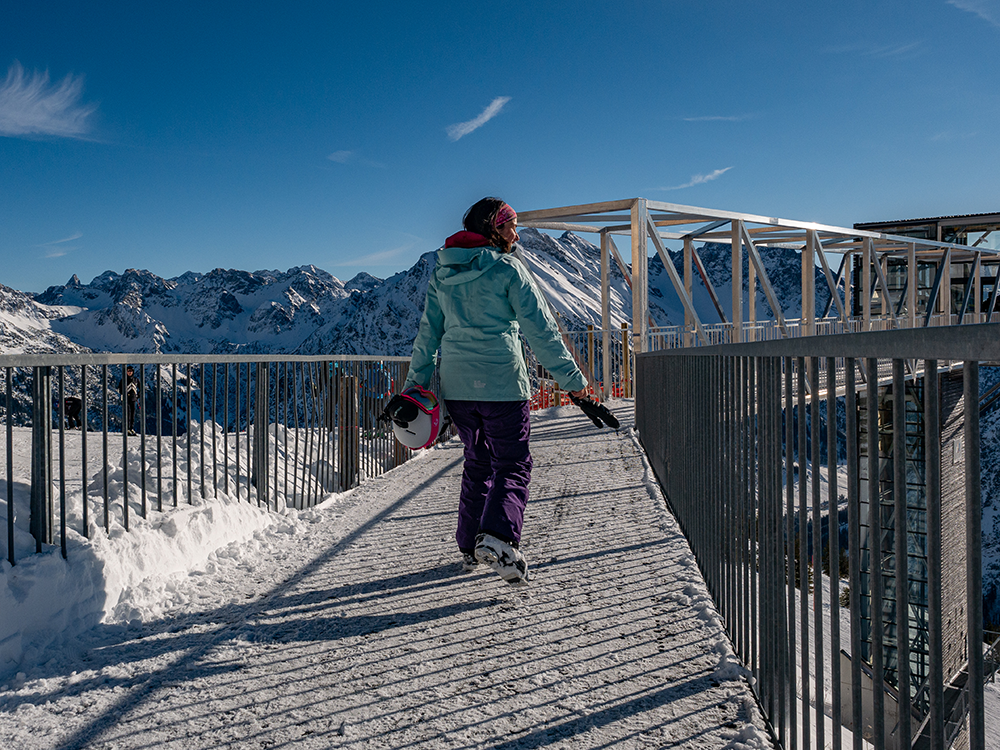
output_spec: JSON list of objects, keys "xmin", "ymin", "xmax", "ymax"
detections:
[{"xmin": 387, "ymin": 386, "xmax": 441, "ymax": 450}]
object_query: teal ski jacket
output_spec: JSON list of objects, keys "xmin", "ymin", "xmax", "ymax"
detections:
[{"xmin": 403, "ymin": 235, "xmax": 587, "ymax": 402}]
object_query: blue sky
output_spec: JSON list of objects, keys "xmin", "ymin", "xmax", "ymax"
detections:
[{"xmin": 2, "ymin": 0, "xmax": 999, "ymax": 293}]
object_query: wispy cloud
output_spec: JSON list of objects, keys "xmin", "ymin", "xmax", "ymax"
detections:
[
  {"xmin": 931, "ymin": 129, "xmax": 978, "ymax": 142},
  {"xmin": 326, "ymin": 149, "xmax": 385, "ymax": 168},
  {"xmin": 658, "ymin": 167, "xmax": 733, "ymax": 191},
  {"xmin": 446, "ymin": 96, "xmax": 511, "ymax": 141},
  {"xmin": 682, "ymin": 114, "xmax": 754, "ymax": 122},
  {"xmin": 0, "ymin": 61, "xmax": 97, "ymax": 139},
  {"xmin": 335, "ymin": 242, "xmax": 417, "ymax": 267},
  {"xmin": 824, "ymin": 41, "xmax": 922, "ymax": 57},
  {"xmin": 39, "ymin": 231, "xmax": 83, "ymax": 258},
  {"xmin": 948, "ymin": 0, "xmax": 1000, "ymax": 29}
]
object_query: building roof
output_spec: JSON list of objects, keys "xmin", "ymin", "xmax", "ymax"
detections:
[{"xmin": 855, "ymin": 211, "xmax": 1000, "ymax": 229}]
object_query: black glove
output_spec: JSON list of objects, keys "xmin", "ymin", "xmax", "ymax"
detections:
[
  {"xmin": 569, "ymin": 394, "xmax": 620, "ymax": 429},
  {"xmin": 379, "ymin": 393, "xmax": 411, "ymax": 425}
]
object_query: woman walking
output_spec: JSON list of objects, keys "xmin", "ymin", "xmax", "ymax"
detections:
[{"xmin": 401, "ymin": 197, "xmax": 588, "ymax": 584}]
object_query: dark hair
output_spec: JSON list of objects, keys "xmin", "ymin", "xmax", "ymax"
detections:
[{"xmin": 463, "ymin": 197, "xmax": 512, "ymax": 252}]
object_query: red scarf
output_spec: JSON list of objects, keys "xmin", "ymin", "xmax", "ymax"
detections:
[{"xmin": 444, "ymin": 231, "xmax": 491, "ymax": 249}]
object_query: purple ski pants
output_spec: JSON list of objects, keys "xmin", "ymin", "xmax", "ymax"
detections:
[{"xmin": 445, "ymin": 400, "xmax": 532, "ymax": 551}]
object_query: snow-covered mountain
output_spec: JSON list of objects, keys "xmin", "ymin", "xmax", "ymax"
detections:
[{"xmin": 22, "ymin": 229, "xmax": 830, "ymax": 357}]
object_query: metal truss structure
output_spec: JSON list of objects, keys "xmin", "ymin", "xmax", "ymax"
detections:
[{"xmin": 518, "ymin": 198, "xmax": 1000, "ymax": 361}]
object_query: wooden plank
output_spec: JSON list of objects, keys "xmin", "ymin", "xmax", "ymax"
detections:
[
  {"xmin": 810, "ymin": 230, "xmax": 849, "ymax": 323},
  {"xmin": 645, "ymin": 212, "xmax": 708, "ymax": 345},
  {"xmin": 740, "ymin": 221, "xmax": 788, "ymax": 335}
]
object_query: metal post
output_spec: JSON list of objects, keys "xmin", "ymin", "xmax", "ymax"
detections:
[
  {"xmin": 810, "ymin": 358, "xmax": 824, "ymax": 750},
  {"xmin": 827, "ymin": 355, "xmax": 843, "ymax": 748},
  {"xmin": 81, "ymin": 364, "xmax": 88, "ymax": 535},
  {"xmin": 139, "ymin": 363, "xmax": 147, "ymax": 518},
  {"xmin": 867, "ymin": 357, "xmax": 885, "ymax": 750},
  {"xmin": 30, "ymin": 365, "xmax": 52, "ymax": 552},
  {"xmin": 892, "ymin": 359, "xmax": 911, "ymax": 748},
  {"xmin": 965, "ymin": 360, "xmax": 984, "ymax": 750},
  {"xmin": 253, "ymin": 361, "xmax": 270, "ymax": 506},
  {"xmin": 785, "ymin": 355, "xmax": 797, "ymax": 750},
  {"xmin": 797, "ymin": 357, "xmax": 810, "ymax": 750},
  {"xmin": 6, "ymin": 368, "xmax": 14, "ymax": 565},
  {"xmin": 846, "ymin": 358, "xmax": 864, "ymax": 750},
  {"xmin": 57, "ymin": 367, "xmax": 66, "ymax": 559},
  {"xmin": 926, "ymin": 360, "xmax": 944, "ymax": 749}
]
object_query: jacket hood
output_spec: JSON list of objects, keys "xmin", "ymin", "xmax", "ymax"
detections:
[{"xmin": 436, "ymin": 234, "xmax": 506, "ymax": 286}]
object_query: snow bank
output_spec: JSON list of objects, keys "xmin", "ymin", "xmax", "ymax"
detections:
[{"xmin": 0, "ymin": 424, "xmax": 330, "ymax": 681}]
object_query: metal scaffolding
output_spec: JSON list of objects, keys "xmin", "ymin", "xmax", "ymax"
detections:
[{"xmin": 518, "ymin": 199, "xmax": 1000, "ymax": 391}]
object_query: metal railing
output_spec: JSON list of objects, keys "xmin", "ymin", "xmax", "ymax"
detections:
[
  {"xmin": 635, "ymin": 323, "xmax": 995, "ymax": 750},
  {"xmin": 2, "ymin": 353, "xmax": 417, "ymax": 566}
]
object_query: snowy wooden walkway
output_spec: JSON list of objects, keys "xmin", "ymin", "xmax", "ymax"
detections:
[{"xmin": 4, "ymin": 403, "xmax": 770, "ymax": 749}]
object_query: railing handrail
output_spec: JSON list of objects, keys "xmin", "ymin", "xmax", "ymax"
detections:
[
  {"xmin": 635, "ymin": 322, "xmax": 989, "ymax": 750},
  {"xmin": 0, "ymin": 352, "xmax": 413, "ymax": 367}
]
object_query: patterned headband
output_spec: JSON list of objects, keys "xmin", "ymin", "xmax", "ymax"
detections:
[{"xmin": 493, "ymin": 203, "xmax": 517, "ymax": 227}]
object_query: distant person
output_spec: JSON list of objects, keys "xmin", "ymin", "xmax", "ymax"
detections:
[
  {"xmin": 398, "ymin": 197, "xmax": 590, "ymax": 585},
  {"xmin": 118, "ymin": 365, "xmax": 140, "ymax": 435},
  {"xmin": 64, "ymin": 396, "xmax": 82, "ymax": 430}
]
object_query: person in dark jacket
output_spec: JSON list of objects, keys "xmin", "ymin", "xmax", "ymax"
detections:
[
  {"xmin": 403, "ymin": 197, "xmax": 588, "ymax": 584},
  {"xmin": 64, "ymin": 396, "xmax": 83, "ymax": 429},
  {"xmin": 118, "ymin": 365, "xmax": 140, "ymax": 436}
]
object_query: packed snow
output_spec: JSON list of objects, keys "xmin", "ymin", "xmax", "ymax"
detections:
[{"xmin": 1, "ymin": 404, "xmax": 777, "ymax": 749}]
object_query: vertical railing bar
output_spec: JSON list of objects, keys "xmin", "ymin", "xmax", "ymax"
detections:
[
  {"xmin": 199, "ymin": 363, "xmax": 206, "ymax": 500},
  {"xmin": 846, "ymin": 357, "xmax": 864, "ymax": 750},
  {"xmin": 721, "ymin": 356, "xmax": 730, "ymax": 639},
  {"xmin": 283, "ymin": 362, "xmax": 289, "ymax": 504},
  {"xmin": 926, "ymin": 359, "xmax": 944, "ymax": 749},
  {"xmin": 155, "ymin": 363, "xmax": 162, "ymax": 513},
  {"xmin": 235, "ymin": 363, "xmax": 241, "ymax": 500},
  {"xmin": 58, "ymin": 366, "xmax": 67, "ymax": 559},
  {"xmin": 740, "ymin": 356, "xmax": 749, "ymax": 664},
  {"xmin": 81, "ymin": 364, "xmax": 89, "ymax": 536},
  {"xmin": 139, "ymin": 363, "xmax": 147, "ymax": 519},
  {"xmin": 211, "ymin": 363, "xmax": 218, "ymax": 497},
  {"xmin": 223, "ymin": 362, "xmax": 229, "ymax": 497},
  {"xmin": 273, "ymin": 363, "xmax": 280, "ymax": 510},
  {"xmin": 764, "ymin": 357, "xmax": 787, "ymax": 742},
  {"xmin": 308, "ymin": 361, "xmax": 316, "ymax": 505},
  {"xmin": 303, "ymin": 362, "xmax": 315, "ymax": 507},
  {"xmin": 765, "ymin": 356, "xmax": 777, "ymax": 721},
  {"xmin": 325, "ymin": 361, "xmax": 335, "ymax": 498},
  {"xmin": 317, "ymin": 361, "xmax": 328, "ymax": 505},
  {"xmin": 810, "ymin": 357, "xmax": 824, "ymax": 750},
  {"xmin": 172, "ymin": 363, "xmax": 178, "ymax": 508},
  {"xmin": 965, "ymin": 360, "xmax": 984, "ymax": 750},
  {"xmin": 785, "ymin": 355, "xmax": 798, "ymax": 750},
  {"xmin": 292, "ymin": 363, "xmax": 301, "ymax": 509},
  {"xmin": 102, "ymin": 364, "xmax": 109, "ymax": 532},
  {"xmin": 186, "ymin": 363, "xmax": 193, "ymax": 505},
  {"xmin": 275, "ymin": 360, "xmax": 289, "ymax": 507},
  {"xmin": 771, "ymin": 356, "xmax": 788, "ymax": 745},
  {"xmin": 245, "ymin": 362, "xmax": 252, "ymax": 505},
  {"xmin": 797, "ymin": 356, "xmax": 810, "ymax": 750},
  {"xmin": 6, "ymin": 367, "xmax": 14, "ymax": 565},
  {"xmin": 892, "ymin": 358, "xmax": 911, "ymax": 748},
  {"xmin": 322, "ymin": 361, "xmax": 332, "ymax": 501},
  {"xmin": 250, "ymin": 362, "xmax": 259, "ymax": 508},
  {"xmin": 867, "ymin": 356, "xmax": 885, "ymax": 750},
  {"xmin": 827, "ymin": 355, "xmax": 843, "ymax": 748},
  {"xmin": 121, "ymin": 365, "xmax": 129, "ymax": 532}
]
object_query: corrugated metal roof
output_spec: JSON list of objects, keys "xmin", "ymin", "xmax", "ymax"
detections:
[{"xmin": 855, "ymin": 211, "xmax": 1000, "ymax": 228}]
